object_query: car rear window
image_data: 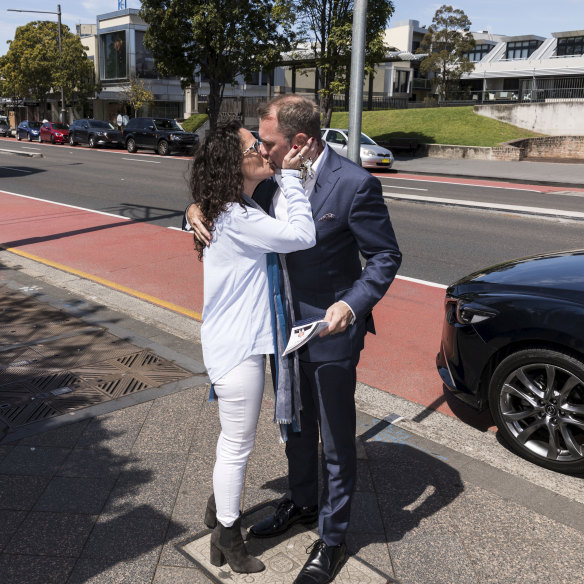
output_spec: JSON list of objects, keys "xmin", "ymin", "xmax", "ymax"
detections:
[
  {"xmin": 52, "ymin": 123, "xmax": 68, "ymax": 130},
  {"xmin": 154, "ymin": 119, "xmax": 182, "ymax": 130},
  {"xmin": 89, "ymin": 121, "xmax": 115, "ymax": 129}
]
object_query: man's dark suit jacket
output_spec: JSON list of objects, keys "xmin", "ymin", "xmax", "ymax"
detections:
[{"xmin": 254, "ymin": 147, "xmax": 402, "ymax": 363}]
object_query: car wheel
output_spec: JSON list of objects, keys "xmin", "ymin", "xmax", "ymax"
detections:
[
  {"xmin": 17, "ymin": 133, "xmax": 21, "ymax": 141},
  {"xmin": 88, "ymin": 135, "xmax": 97, "ymax": 148},
  {"xmin": 157, "ymin": 139, "xmax": 170, "ymax": 156},
  {"xmin": 126, "ymin": 138, "xmax": 137, "ymax": 153},
  {"xmin": 69, "ymin": 134, "xmax": 76, "ymax": 146},
  {"xmin": 27, "ymin": 133, "xmax": 32, "ymax": 142},
  {"xmin": 50, "ymin": 134, "xmax": 55, "ymax": 144},
  {"xmin": 38, "ymin": 134, "xmax": 42, "ymax": 142},
  {"xmin": 488, "ymin": 348, "xmax": 584, "ymax": 474}
]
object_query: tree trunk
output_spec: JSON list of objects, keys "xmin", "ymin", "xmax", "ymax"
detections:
[
  {"xmin": 208, "ymin": 80, "xmax": 223, "ymax": 131},
  {"xmin": 320, "ymin": 93, "xmax": 333, "ymax": 128}
]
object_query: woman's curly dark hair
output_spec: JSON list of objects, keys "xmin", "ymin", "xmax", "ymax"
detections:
[{"xmin": 189, "ymin": 119, "xmax": 245, "ymax": 259}]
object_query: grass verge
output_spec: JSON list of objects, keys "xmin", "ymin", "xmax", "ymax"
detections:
[{"xmin": 330, "ymin": 106, "xmax": 543, "ymax": 147}]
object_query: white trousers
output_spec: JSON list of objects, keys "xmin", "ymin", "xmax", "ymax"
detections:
[{"xmin": 213, "ymin": 354, "xmax": 265, "ymax": 527}]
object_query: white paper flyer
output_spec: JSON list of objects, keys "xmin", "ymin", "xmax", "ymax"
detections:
[{"xmin": 282, "ymin": 318, "xmax": 329, "ymax": 356}]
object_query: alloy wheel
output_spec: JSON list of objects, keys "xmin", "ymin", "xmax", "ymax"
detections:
[{"xmin": 490, "ymin": 349, "xmax": 584, "ymax": 473}]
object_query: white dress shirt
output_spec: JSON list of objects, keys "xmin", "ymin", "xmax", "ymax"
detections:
[{"xmin": 201, "ymin": 170, "xmax": 316, "ymax": 383}]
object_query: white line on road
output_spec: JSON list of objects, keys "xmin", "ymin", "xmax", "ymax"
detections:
[
  {"xmin": 384, "ymin": 192, "xmax": 584, "ymax": 219},
  {"xmin": 121, "ymin": 157, "xmax": 161, "ymax": 164},
  {"xmin": 384, "ymin": 176, "xmax": 544, "ymax": 193},
  {"xmin": 384, "ymin": 185, "xmax": 428, "ymax": 192},
  {"xmin": 395, "ymin": 275, "xmax": 447, "ymax": 289},
  {"xmin": 3, "ymin": 167, "xmax": 32, "ymax": 173}
]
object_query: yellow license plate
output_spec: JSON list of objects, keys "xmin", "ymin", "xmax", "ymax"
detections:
[{"xmin": 381, "ymin": 158, "xmax": 390, "ymax": 164}]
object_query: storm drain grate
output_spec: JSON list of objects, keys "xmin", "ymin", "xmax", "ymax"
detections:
[{"xmin": 0, "ymin": 286, "xmax": 194, "ymax": 430}]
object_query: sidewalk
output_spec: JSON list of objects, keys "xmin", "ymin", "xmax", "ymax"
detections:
[
  {"xmin": 392, "ymin": 154, "xmax": 584, "ymax": 187},
  {"xmin": 1, "ymin": 247, "xmax": 584, "ymax": 584}
]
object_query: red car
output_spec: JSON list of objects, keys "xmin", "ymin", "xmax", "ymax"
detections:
[{"xmin": 39, "ymin": 121, "xmax": 69, "ymax": 144}]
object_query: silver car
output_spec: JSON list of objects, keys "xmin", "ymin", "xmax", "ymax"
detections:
[{"xmin": 321, "ymin": 128, "xmax": 394, "ymax": 169}]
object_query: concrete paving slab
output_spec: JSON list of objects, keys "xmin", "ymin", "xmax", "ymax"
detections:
[
  {"xmin": 0, "ymin": 555, "xmax": 76, "ymax": 584},
  {"xmin": 4, "ymin": 511, "xmax": 97, "ymax": 557},
  {"xmin": 181, "ymin": 521, "xmax": 392, "ymax": 584},
  {"xmin": 33, "ymin": 475, "xmax": 117, "ymax": 514},
  {"xmin": 0, "ymin": 509, "xmax": 27, "ymax": 551},
  {"xmin": 67, "ymin": 553, "xmax": 159, "ymax": 584}
]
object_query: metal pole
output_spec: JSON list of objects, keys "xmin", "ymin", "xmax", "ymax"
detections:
[
  {"xmin": 7, "ymin": 5, "xmax": 67, "ymax": 122},
  {"xmin": 58, "ymin": 5, "xmax": 66, "ymax": 123},
  {"xmin": 347, "ymin": 0, "xmax": 367, "ymax": 164}
]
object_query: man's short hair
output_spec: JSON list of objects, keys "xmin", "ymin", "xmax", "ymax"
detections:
[{"xmin": 258, "ymin": 95, "xmax": 321, "ymax": 142}]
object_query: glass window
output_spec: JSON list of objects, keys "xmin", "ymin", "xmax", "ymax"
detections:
[
  {"xmin": 101, "ymin": 31, "xmax": 127, "ymax": 80},
  {"xmin": 465, "ymin": 44, "xmax": 494, "ymax": 62},
  {"xmin": 135, "ymin": 31, "xmax": 156, "ymax": 78},
  {"xmin": 557, "ymin": 36, "xmax": 584, "ymax": 56},
  {"xmin": 393, "ymin": 70, "xmax": 409, "ymax": 93},
  {"xmin": 505, "ymin": 40, "xmax": 542, "ymax": 60}
]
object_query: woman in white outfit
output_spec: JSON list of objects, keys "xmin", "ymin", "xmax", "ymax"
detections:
[{"xmin": 189, "ymin": 120, "xmax": 317, "ymax": 573}]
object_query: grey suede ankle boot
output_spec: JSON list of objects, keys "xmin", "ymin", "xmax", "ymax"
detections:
[{"xmin": 210, "ymin": 516, "xmax": 265, "ymax": 573}]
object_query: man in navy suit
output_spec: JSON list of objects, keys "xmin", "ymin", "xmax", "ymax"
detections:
[{"xmin": 189, "ymin": 95, "xmax": 401, "ymax": 583}]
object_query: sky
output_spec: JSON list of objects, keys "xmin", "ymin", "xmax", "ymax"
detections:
[{"xmin": 1, "ymin": 0, "xmax": 583, "ymax": 57}]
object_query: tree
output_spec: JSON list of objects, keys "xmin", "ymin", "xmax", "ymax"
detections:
[
  {"xmin": 121, "ymin": 77, "xmax": 155, "ymax": 117},
  {"xmin": 294, "ymin": 0, "xmax": 394, "ymax": 128},
  {"xmin": 0, "ymin": 21, "xmax": 98, "ymax": 119},
  {"xmin": 418, "ymin": 5, "xmax": 475, "ymax": 102},
  {"xmin": 139, "ymin": 0, "xmax": 294, "ymax": 130}
]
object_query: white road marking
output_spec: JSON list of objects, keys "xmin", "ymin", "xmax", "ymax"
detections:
[
  {"xmin": 395, "ymin": 275, "xmax": 447, "ymax": 289},
  {"xmin": 385, "ymin": 185, "xmax": 428, "ymax": 191},
  {"xmin": 122, "ymin": 157, "xmax": 161, "ymax": 164},
  {"xmin": 384, "ymin": 192, "xmax": 584, "ymax": 219},
  {"xmin": 384, "ymin": 176, "xmax": 544, "ymax": 193}
]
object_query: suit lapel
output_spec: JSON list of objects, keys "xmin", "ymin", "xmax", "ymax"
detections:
[{"xmin": 310, "ymin": 148, "xmax": 342, "ymax": 219}]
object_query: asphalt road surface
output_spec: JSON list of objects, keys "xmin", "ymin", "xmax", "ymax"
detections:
[{"xmin": 1, "ymin": 138, "xmax": 582, "ymax": 286}]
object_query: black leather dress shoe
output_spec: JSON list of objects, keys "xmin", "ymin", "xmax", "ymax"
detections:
[
  {"xmin": 293, "ymin": 539, "xmax": 347, "ymax": 584},
  {"xmin": 249, "ymin": 499, "xmax": 318, "ymax": 538}
]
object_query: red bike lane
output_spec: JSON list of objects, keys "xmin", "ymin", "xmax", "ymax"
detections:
[{"xmin": 0, "ymin": 189, "xmax": 489, "ymax": 425}]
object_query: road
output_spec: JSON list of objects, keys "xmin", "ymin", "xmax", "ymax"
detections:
[{"xmin": 1, "ymin": 137, "xmax": 583, "ymax": 286}]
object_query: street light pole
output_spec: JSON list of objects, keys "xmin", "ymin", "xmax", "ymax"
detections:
[
  {"xmin": 347, "ymin": 0, "xmax": 368, "ymax": 164},
  {"xmin": 7, "ymin": 4, "xmax": 67, "ymax": 122}
]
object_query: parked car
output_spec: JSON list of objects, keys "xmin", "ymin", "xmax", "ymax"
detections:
[
  {"xmin": 16, "ymin": 120, "xmax": 42, "ymax": 141},
  {"xmin": 122, "ymin": 117, "xmax": 198, "ymax": 156},
  {"xmin": 321, "ymin": 128, "xmax": 394, "ymax": 169},
  {"xmin": 436, "ymin": 249, "xmax": 584, "ymax": 475},
  {"xmin": 0, "ymin": 120, "xmax": 11, "ymax": 137},
  {"xmin": 40, "ymin": 121, "xmax": 69, "ymax": 144},
  {"xmin": 68, "ymin": 119, "xmax": 122, "ymax": 148}
]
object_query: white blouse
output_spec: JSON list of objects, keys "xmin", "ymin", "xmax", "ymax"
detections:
[{"xmin": 201, "ymin": 170, "xmax": 315, "ymax": 383}]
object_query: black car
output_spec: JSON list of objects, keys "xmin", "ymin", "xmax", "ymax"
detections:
[
  {"xmin": 122, "ymin": 117, "xmax": 198, "ymax": 156},
  {"xmin": 68, "ymin": 119, "xmax": 122, "ymax": 148},
  {"xmin": 16, "ymin": 120, "xmax": 42, "ymax": 141},
  {"xmin": 437, "ymin": 250, "xmax": 584, "ymax": 475},
  {"xmin": 0, "ymin": 120, "xmax": 11, "ymax": 137}
]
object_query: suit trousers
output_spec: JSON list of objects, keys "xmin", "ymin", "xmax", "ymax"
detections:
[
  {"xmin": 213, "ymin": 354, "xmax": 265, "ymax": 527},
  {"xmin": 285, "ymin": 357, "xmax": 358, "ymax": 546}
]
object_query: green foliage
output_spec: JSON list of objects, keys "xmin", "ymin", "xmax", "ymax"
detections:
[
  {"xmin": 0, "ymin": 21, "xmax": 98, "ymax": 114},
  {"xmin": 330, "ymin": 107, "xmax": 544, "ymax": 148},
  {"xmin": 139, "ymin": 0, "xmax": 294, "ymax": 129},
  {"xmin": 181, "ymin": 114, "xmax": 209, "ymax": 133},
  {"xmin": 294, "ymin": 0, "xmax": 394, "ymax": 127},
  {"xmin": 121, "ymin": 77, "xmax": 155, "ymax": 117},
  {"xmin": 418, "ymin": 5, "xmax": 476, "ymax": 101}
]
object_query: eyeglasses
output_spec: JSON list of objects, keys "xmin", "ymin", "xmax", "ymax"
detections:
[{"xmin": 242, "ymin": 139, "xmax": 261, "ymax": 156}]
